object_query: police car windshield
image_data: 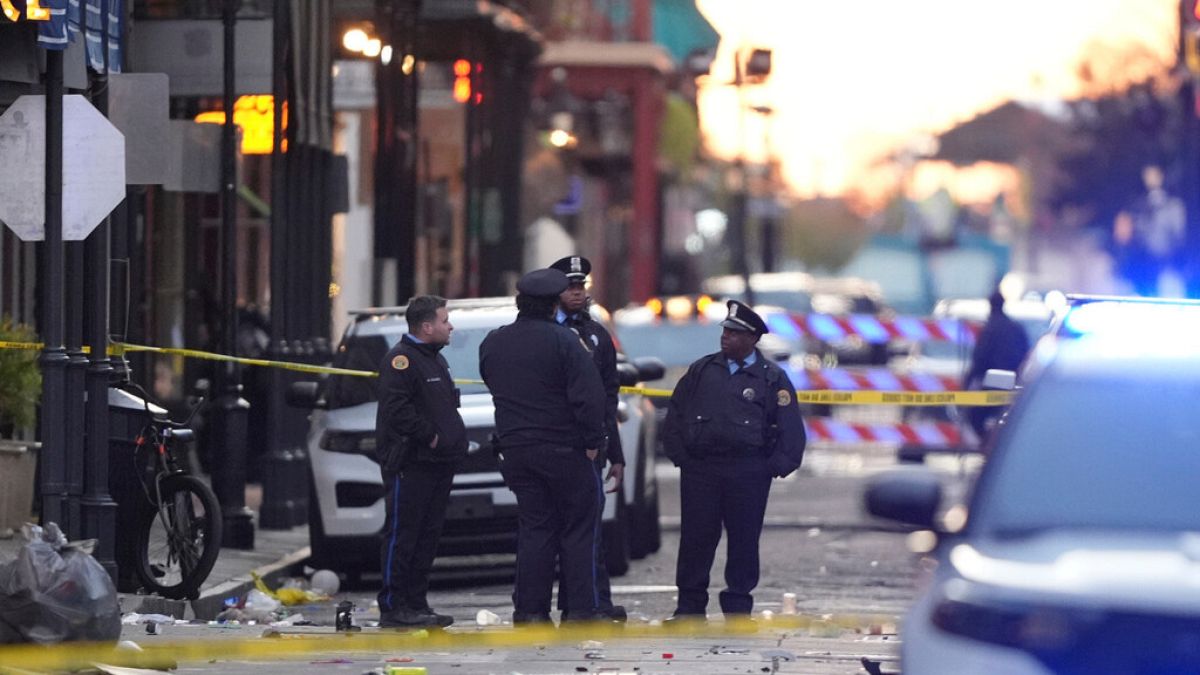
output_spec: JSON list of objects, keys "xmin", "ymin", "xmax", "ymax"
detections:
[{"xmin": 970, "ymin": 374, "xmax": 1200, "ymax": 536}]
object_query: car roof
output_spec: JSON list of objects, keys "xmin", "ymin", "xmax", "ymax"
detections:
[
  {"xmin": 1029, "ymin": 297, "xmax": 1200, "ymax": 380},
  {"xmin": 347, "ymin": 297, "xmax": 517, "ymax": 336}
]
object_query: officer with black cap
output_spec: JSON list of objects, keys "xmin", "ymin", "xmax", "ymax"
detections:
[
  {"xmin": 662, "ymin": 300, "xmax": 807, "ymax": 620},
  {"xmin": 548, "ymin": 255, "xmax": 626, "ymax": 621},
  {"xmin": 479, "ymin": 268, "xmax": 609, "ymax": 624}
]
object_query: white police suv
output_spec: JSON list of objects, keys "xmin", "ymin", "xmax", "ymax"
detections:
[
  {"xmin": 290, "ymin": 297, "xmax": 665, "ymax": 581},
  {"xmin": 867, "ymin": 296, "xmax": 1200, "ymax": 674}
]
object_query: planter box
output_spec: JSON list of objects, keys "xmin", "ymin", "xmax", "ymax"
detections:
[{"xmin": 0, "ymin": 440, "xmax": 37, "ymax": 535}]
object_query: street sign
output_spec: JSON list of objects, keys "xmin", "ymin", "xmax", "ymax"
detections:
[{"xmin": 0, "ymin": 94, "xmax": 126, "ymax": 241}]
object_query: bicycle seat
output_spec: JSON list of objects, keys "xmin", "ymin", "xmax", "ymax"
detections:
[{"xmin": 163, "ymin": 427, "xmax": 195, "ymax": 444}]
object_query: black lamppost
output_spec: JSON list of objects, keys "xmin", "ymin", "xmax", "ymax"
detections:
[{"xmin": 213, "ymin": 0, "xmax": 255, "ymax": 549}]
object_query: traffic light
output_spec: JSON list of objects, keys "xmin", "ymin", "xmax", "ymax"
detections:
[{"xmin": 1184, "ymin": 0, "xmax": 1200, "ymax": 75}]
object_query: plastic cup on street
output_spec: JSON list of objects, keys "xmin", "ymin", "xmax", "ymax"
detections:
[
  {"xmin": 475, "ymin": 609, "xmax": 501, "ymax": 626},
  {"xmin": 781, "ymin": 592, "xmax": 798, "ymax": 615}
]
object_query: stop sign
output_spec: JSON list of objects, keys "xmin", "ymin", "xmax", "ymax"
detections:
[{"xmin": 0, "ymin": 95, "xmax": 126, "ymax": 241}]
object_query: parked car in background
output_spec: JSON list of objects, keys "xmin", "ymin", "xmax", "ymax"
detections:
[
  {"xmin": 290, "ymin": 298, "xmax": 665, "ymax": 582},
  {"xmin": 867, "ymin": 296, "xmax": 1200, "ymax": 673},
  {"xmin": 704, "ymin": 272, "xmax": 891, "ymax": 366},
  {"xmin": 897, "ymin": 295, "xmax": 1056, "ymax": 382}
]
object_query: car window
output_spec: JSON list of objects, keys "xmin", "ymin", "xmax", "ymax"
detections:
[
  {"xmin": 324, "ymin": 334, "xmax": 388, "ymax": 409},
  {"xmin": 970, "ymin": 375, "xmax": 1200, "ymax": 535}
]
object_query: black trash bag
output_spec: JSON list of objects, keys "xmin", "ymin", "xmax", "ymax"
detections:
[{"xmin": 0, "ymin": 523, "xmax": 121, "ymax": 644}]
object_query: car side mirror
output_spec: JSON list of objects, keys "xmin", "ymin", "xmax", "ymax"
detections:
[
  {"xmin": 286, "ymin": 381, "xmax": 324, "ymax": 409},
  {"xmin": 864, "ymin": 468, "xmax": 942, "ymax": 530},
  {"xmin": 616, "ymin": 363, "xmax": 640, "ymax": 387},
  {"xmin": 632, "ymin": 356, "xmax": 666, "ymax": 383},
  {"xmin": 982, "ymin": 369, "xmax": 1017, "ymax": 390}
]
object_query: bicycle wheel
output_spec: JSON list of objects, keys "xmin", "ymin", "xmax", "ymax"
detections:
[{"xmin": 134, "ymin": 474, "xmax": 223, "ymax": 600}]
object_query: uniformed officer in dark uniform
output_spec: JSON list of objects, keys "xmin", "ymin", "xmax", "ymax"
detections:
[
  {"xmin": 549, "ymin": 254, "xmax": 626, "ymax": 622},
  {"xmin": 479, "ymin": 268, "xmax": 609, "ymax": 624},
  {"xmin": 375, "ymin": 295, "xmax": 468, "ymax": 628},
  {"xmin": 662, "ymin": 300, "xmax": 807, "ymax": 619}
]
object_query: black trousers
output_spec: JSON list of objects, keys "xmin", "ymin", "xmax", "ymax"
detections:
[
  {"xmin": 675, "ymin": 455, "xmax": 772, "ymax": 615},
  {"xmin": 499, "ymin": 444, "xmax": 602, "ymax": 619},
  {"xmin": 377, "ymin": 461, "xmax": 456, "ymax": 613},
  {"xmin": 557, "ymin": 455, "xmax": 614, "ymax": 617}
]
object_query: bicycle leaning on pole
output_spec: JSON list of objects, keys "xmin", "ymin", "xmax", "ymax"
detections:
[{"xmin": 119, "ymin": 381, "xmax": 222, "ymax": 600}]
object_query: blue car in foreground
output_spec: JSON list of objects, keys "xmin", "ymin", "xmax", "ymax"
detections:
[{"xmin": 866, "ymin": 296, "xmax": 1200, "ymax": 674}]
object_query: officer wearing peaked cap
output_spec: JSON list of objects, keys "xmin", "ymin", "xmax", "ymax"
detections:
[
  {"xmin": 549, "ymin": 254, "xmax": 626, "ymax": 621},
  {"xmin": 479, "ymin": 268, "xmax": 609, "ymax": 624},
  {"xmin": 662, "ymin": 300, "xmax": 807, "ymax": 620}
]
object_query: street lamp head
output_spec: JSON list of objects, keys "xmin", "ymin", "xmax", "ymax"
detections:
[{"xmin": 342, "ymin": 28, "xmax": 368, "ymax": 53}]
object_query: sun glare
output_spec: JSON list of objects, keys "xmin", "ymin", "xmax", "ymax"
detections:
[{"xmin": 696, "ymin": 0, "xmax": 1178, "ymax": 202}]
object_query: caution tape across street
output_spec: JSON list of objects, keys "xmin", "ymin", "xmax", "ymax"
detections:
[
  {"xmin": 0, "ymin": 340, "xmax": 1014, "ymax": 406},
  {"xmin": 0, "ymin": 613, "xmax": 900, "ymax": 671}
]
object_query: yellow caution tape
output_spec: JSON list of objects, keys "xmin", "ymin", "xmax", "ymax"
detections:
[
  {"xmin": 0, "ymin": 613, "xmax": 899, "ymax": 671},
  {"xmin": 794, "ymin": 389, "xmax": 1014, "ymax": 407},
  {"xmin": 0, "ymin": 340, "xmax": 1016, "ymax": 406}
]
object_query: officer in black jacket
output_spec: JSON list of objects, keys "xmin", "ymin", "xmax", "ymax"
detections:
[
  {"xmin": 662, "ymin": 301, "xmax": 807, "ymax": 619},
  {"xmin": 375, "ymin": 295, "xmax": 468, "ymax": 628},
  {"xmin": 479, "ymin": 268, "xmax": 608, "ymax": 624},
  {"xmin": 549, "ymin": 254, "xmax": 626, "ymax": 621}
]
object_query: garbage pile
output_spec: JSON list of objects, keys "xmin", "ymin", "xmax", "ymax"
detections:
[{"xmin": 0, "ymin": 523, "xmax": 121, "ymax": 644}]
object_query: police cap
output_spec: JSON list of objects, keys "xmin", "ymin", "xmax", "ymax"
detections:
[
  {"xmin": 720, "ymin": 300, "xmax": 769, "ymax": 335},
  {"xmin": 549, "ymin": 255, "xmax": 591, "ymax": 282},
  {"xmin": 516, "ymin": 268, "xmax": 569, "ymax": 298}
]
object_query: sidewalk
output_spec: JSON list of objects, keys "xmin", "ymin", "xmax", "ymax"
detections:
[{"xmin": 0, "ymin": 516, "xmax": 313, "ymax": 622}]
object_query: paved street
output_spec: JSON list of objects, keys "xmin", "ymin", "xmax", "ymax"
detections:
[{"xmin": 100, "ymin": 420, "xmax": 981, "ymax": 675}]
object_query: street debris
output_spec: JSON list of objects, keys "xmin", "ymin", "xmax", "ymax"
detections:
[
  {"xmin": 708, "ymin": 646, "xmax": 751, "ymax": 655},
  {"xmin": 780, "ymin": 592, "xmax": 798, "ymax": 615},
  {"xmin": 0, "ymin": 523, "xmax": 121, "ymax": 644},
  {"xmin": 251, "ymin": 571, "xmax": 330, "ymax": 606},
  {"xmin": 578, "ymin": 640, "xmax": 604, "ymax": 650},
  {"xmin": 336, "ymin": 600, "xmax": 362, "ymax": 632},
  {"xmin": 476, "ymin": 609, "xmax": 502, "ymax": 626},
  {"xmin": 310, "ymin": 568, "xmax": 340, "ymax": 596},
  {"xmin": 120, "ymin": 613, "xmax": 176, "ymax": 626}
]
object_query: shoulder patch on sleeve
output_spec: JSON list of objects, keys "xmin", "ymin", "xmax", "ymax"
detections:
[
  {"xmin": 392, "ymin": 355, "xmax": 409, "ymax": 371},
  {"xmin": 777, "ymin": 389, "xmax": 792, "ymax": 407}
]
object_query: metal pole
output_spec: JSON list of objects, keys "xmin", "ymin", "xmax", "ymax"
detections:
[
  {"xmin": 260, "ymin": 0, "xmax": 295, "ymax": 530},
  {"xmin": 64, "ymin": 239, "xmax": 85, "ymax": 540},
  {"xmin": 83, "ymin": 14, "xmax": 119, "ymax": 580},
  {"xmin": 215, "ymin": 0, "xmax": 255, "ymax": 549},
  {"xmin": 39, "ymin": 49, "xmax": 69, "ymax": 529}
]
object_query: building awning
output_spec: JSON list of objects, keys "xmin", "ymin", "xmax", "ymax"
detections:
[
  {"xmin": 539, "ymin": 41, "xmax": 674, "ymax": 75},
  {"xmin": 653, "ymin": 0, "xmax": 719, "ymax": 63},
  {"xmin": 420, "ymin": 0, "xmax": 542, "ymax": 61},
  {"xmin": 34, "ymin": 0, "xmax": 122, "ymax": 72}
]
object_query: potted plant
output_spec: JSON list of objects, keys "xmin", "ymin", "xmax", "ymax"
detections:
[{"xmin": 0, "ymin": 315, "xmax": 41, "ymax": 535}]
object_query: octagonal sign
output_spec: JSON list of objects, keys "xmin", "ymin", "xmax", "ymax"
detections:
[{"xmin": 0, "ymin": 95, "xmax": 126, "ymax": 241}]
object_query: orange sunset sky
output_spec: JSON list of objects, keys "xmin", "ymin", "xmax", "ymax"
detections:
[{"xmin": 694, "ymin": 0, "xmax": 1180, "ymax": 207}]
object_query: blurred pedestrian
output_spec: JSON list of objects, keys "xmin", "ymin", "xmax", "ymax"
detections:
[
  {"xmin": 1114, "ymin": 165, "xmax": 1187, "ymax": 296},
  {"xmin": 549, "ymin": 255, "xmax": 626, "ymax": 622},
  {"xmin": 964, "ymin": 288, "xmax": 1030, "ymax": 442},
  {"xmin": 375, "ymin": 295, "xmax": 467, "ymax": 628},
  {"xmin": 662, "ymin": 301, "xmax": 807, "ymax": 620},
  {"xmin": 479, "ymin": 269, "xmax": 609, "ymax": 624}
]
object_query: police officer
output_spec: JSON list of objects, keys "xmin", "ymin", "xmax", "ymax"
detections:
[
  {"xmin": 662, "ymin": 301, "xmax": 807, "ymax": 619},
  {"xmin": 549, "ymin": 255, "xmax": 626, "ymax": 621},
  {"xmin": 375, "ymin": 295, "xmax": 468, "ymax": 628},
  {"xmin": 479, "ymin": 269, "xmax": 609, "ymax": 624}
]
